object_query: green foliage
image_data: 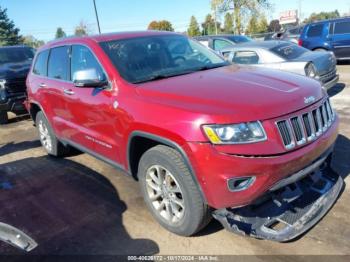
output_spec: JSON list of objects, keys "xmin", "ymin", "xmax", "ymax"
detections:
[
  {"xmin": 246, "ymin": 15, "xmax": 268, "ymax": 34},
  {"xmin": 0, "ymin": 6, "xmax": 23, "ymax": 46},
  {"xmin": 303, "ymin": 10, "xmax": 340, "ymax": 23},
  {"xmin": 74, "ymin": 21, "xmax": 90, "ymax": 36},
  {"xmin": 268, "ymin": 19, "xmax": 281, "ymax": 32},
  {"xmin": 212, "ymin": 0, "xmax": 270, "ymax": 34},
  {"xmin": 201, "ymin": 14, "xmax": 220, "ymax": 35},
  {"xmin": 147, "ymin": 20, "xmax": 174, "ymax": 31},
  {"xmin": 23, "ymin": 35, "xmax": 45, "ymax": 48},
  {"xmin": 55, "ymin": 27, "xmax": 66, "ymax": 39},
  {"xmin": 187, "ymin": 16, "xmax": 201, "ymax": 36},
  {"xmin": 223, "ymin": 12, "xmax": 234, "ymax": 33}
]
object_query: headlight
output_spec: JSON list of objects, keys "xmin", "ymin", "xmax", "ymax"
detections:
[
  {"xmin": 203, "ymin": 121, "xmax": 267, "ymax": 144},
  {"xmin": 305, "ymin": 63, "xmax": 317, "ymax": 78},
  {"xmin": 0, "ymin": 79, "xmax": 7, "ymax": 101}
]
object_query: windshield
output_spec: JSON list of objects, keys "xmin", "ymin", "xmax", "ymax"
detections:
[
  {"xmin": 270, "ymin": 43, "xmax": 308, "ymax": 60},
  {"xmin": 227, "ymin": 36, "xmax": 252, "ymax": 43},
  {"xmin": 0, "ymin": 47, "xmax": 35, "ymax": 64},
  {"xmin": 100, "ymin": 35, "xmax": 228, "ymax": 84}
]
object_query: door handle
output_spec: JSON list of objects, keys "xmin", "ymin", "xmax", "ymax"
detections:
[
  {"xmin": 63, "ymin": 89, "xmax": 75, "ymax": 95},
  {"xmin": 39, "ymin": 83, "xmax": 47, "ymax": 88}
]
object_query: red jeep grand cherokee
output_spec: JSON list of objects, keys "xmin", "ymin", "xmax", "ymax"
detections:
[{"xmin": 26, "ymin": 31, "xmax": 343, "ymax": 242}]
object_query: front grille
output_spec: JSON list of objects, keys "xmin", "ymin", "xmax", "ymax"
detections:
[
  {"xmin": 5, "ymin": 78, "xmax": 27, "ymax": 93},
  {"xmin": 276, "ymin": 99, "xmax": 335, "ymax": 150},
  {"xmin": 319, "ymin": 68, "xmax": 336, "ymax": 83}
]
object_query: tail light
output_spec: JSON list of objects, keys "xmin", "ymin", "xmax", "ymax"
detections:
[{"xmin": 298, "ymin": 39, "xmax": 303, "ymax": 46}]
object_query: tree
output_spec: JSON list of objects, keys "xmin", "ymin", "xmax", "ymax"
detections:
[
  {"xmin": 74, "ymin": 21, "xmax": 90, "ymax": 36},
  {"xmin": 212, "ymin": 0, "xmax": 271, "ymax": 34},
  {"xmin": 23, "ymin": 35, "xmax": 45, "ymax": 48},
  {"xmin": 257, "ymin": 16, "xmax": 268, "ymax": 33},
  {"xmin": 187, "ymin": 16, "xmax": 201, "ymax": 36},
  {"xmin": 147, "ymin": 20, "xmax": 174, "ymax": 31},
  {"xmin": 223, "ymin": 12, "xmax": 234, "ymax": 33},
  {"xmin": 55, "ymin": 27, "xmax": 66, "ymax": 39},
  {"xmin": 303, "ymin": 10, "xmax": 340, "ymax": 23},
  {"xmin": 246, "ymin": 16, "xmax": 259, "ymax": 34},
  {"xmin": 201, "ymin": 14, "xmax": 220, "ymax": 35},
  {"xmin": 268, "ymin": 19, "xmax": 281, "ymax": 32},
  {"xmin": 0, "ymin": 6, "xmax": 23, "ymax": 46}
]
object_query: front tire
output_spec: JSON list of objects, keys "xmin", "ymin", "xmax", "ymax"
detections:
[
  {"xmin": 35, "ymin": 111, "xmax": 70, "ymax": 157},
  {"xmin": 138, "ymin": 145, "xmax": 211, "ymax": 236},
  {"xmin": 0, "ymin": 111, "xmax": 8, "ymax": 125}
]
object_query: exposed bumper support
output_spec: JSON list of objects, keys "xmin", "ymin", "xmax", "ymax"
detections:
[
  {"xmin": 0, "ymin": 222, "xmax": 38, "ymax": 252},
  {"xmin": 323, "ymin": 75, "xmax": 339, "ymax": 90},
  {"xmin": 212, "ymin": 160, "xmax": 343, "ymax": 242}
]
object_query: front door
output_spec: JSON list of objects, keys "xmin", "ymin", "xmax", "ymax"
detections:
[{"xmin": 66, "ymin": 44, "xmax": 120, "ymax": 162}]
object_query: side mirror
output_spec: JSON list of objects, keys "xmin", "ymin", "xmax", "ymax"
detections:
[{"xmin": 73, "ymin": 68, "xmax": 108, "ymax": 88}]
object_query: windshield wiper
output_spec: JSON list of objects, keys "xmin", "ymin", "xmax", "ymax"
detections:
[
  {"xmin": 133, "ymin": 71, "xmax": 197, "ymax": 84},
  {"xmin": 133, "ymin": 63, "xmax": 229, "ymax": 84},
  {"xmin": 195, "ymin": 63, "xmax": 229, "ymax": 71}
]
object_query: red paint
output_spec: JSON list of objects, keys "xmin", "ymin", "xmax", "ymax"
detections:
[{"xmin": 26, "ymin": 31, "xmax": 338, "ymax": 209}]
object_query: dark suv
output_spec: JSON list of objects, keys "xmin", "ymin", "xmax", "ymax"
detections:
[
  {"xmin": 0, "ymin": 46, "xmax": 35, "ymax": 124},
  {"xmin": 299, "ymin": 17, "xmax": 350, "ymax": 60}
]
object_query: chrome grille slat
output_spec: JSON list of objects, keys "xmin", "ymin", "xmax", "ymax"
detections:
[{"xmin": 276, "ymin": 99, "xmax": 335, "ymax": 150}]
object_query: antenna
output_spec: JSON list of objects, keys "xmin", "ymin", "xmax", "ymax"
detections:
[{"xmin": 93, "ymin": 0, "xmax": 101, "ymax": 34}]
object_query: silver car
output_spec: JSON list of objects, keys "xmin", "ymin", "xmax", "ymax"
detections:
[{"xmin": 223, "ymin": 41, "xmax": 339, "ymax": 90}]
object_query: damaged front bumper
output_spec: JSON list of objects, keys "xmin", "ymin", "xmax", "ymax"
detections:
[
  {"xmin": 0, "ymin": 222, "xmax": 37, "ymax": 252},
  {"xmin": 212, "ymin": 156, "xmax": 343, "ymax": 242}
]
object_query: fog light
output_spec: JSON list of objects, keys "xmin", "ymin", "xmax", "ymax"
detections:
[{"xmin": 227, "ymin": 176, "xmax": 255, "ymax": 192}]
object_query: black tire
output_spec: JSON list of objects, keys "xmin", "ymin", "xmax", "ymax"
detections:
[
  {"xmin": 0, "ymin": 111, "xmax": 8, "ymax": 125},
  {"xmin": 138, "ymin": 145, "xmax": 211, "ymax": 236},
  {"xmin": 35, "ymin": 111, "xmax": 70, "ymax": 157}
]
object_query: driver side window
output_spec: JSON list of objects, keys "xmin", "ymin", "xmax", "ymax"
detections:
[{"xmin": 71, "ymin": 45, "xmax": 105, "ymax": 81}]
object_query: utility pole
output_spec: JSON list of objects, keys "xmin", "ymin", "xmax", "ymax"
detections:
[
  {"xmin": 298, "ymin": 0, "xmax": 302, "ymax": 24},
  {"xmin": 93, "ymin": 0, "xmax": 101, "ymax": 34}
]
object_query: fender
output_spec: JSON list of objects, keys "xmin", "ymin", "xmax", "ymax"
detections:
[{"xmin": 127, "ymin": 131, "xmax": 207, "ymax": 203}]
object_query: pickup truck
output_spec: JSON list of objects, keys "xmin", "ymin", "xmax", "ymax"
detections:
[
  {"xmin": 25, "ymin": 31, "xmax": 343, "ymax": 241},
  {"xmin": 0, "ymin": 46, "xmax": 34, "ymax": 124}
]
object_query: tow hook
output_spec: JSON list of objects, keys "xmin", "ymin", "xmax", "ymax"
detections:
[{"xmin": 0, "ymin": 222, "xmax": 38, "ymax": 252}]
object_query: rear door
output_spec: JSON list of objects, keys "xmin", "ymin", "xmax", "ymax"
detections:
[
  {"xmin": 302, "ymin": 23, "xmax": 328, "ymax": 50},
  {"xmin": 331, "ymin": 20, "xmax": 350, "ymax": 59}
]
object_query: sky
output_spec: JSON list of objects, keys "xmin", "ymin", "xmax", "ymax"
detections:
[{"xmin": 1, "ymin": 0, "xmax": 350, "ymax": 41}]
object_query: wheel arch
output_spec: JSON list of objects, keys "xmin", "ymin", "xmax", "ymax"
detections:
[{"xmin": 127, "ymin": 131, "xmax": 207, "ymax": 203}]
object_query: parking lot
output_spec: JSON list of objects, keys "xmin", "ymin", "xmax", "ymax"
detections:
[{"xmin": 0, "ymin": 64, "xmax": 349, "ymax": 256}]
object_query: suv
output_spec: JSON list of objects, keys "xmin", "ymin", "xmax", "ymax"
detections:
[
  {"xmin": 26, "ymin": 31, "xmax": 343, "ymax": 242},
  {"xmin": 0, "ymin": 46, "xmax": 35, "ymax": 124},
  {"xmin": 299, "ymin": 17, "xmax": 350, "ymax": 60}
]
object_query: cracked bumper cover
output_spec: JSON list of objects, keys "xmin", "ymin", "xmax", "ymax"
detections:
[{"xmin": 212, "ymin": 155, "xmax": 343, "ymax": 242}]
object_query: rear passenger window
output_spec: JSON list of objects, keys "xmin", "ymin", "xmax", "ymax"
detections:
[
  {"xmin": 334, "ymin": 21, "xmax": 350, "ymax": 34},
  {"xmin": 70, "ymin": 45, "xmax": 105, "ymax": 81},
  {"xmin": 232, "ymin": 51, "xmax": 259, "ymax": 64},
  {"xmin": 33, "ymin": 50, "xmax": 49, "ymax": 76},
  {"xmin": 307, "ymin": 24, "xmax": 324, "ymax": 37},
  {"xmin": 213, "ymin": 39, "xmax": 233, "ymax": 51},
  {"xmin": 48, "ymin": 46, "xmax": 70, "ymax": 80}
]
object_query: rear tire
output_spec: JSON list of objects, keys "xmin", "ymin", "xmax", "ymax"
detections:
[
  {"xmin": 138, "ymin": 145, "xmax": 211, "ymax": 236},
  {"xmin": 0, "ymin": 111, "xmax": 8, "ymax": 125},
  {"xmin": 35, "ymin": 111, "xmax": 70, "ymax": 157}
]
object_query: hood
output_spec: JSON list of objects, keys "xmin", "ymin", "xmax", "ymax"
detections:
[
  {"xmin": 293, "ymin": 51, "xmax": 336, "ymax": 76},
  {"xmin": 136, "ymin": 65, "xmax": 325, "ymax": 123},
  {"xmin": 0, "ymin": 61, "xmax": 32, "ymax": 80}
]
